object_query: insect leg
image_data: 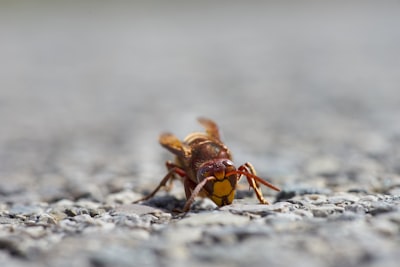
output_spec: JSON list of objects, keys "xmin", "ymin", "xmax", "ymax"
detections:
[
  {"xmin": 238, "ymin": 162, "xmax": 269, "ymax": 204},
  {"xmin": 183, "ymin": 176, "xmax": 198, "ymax": 200},
  {"xmin": 133, "ymin": 165, "xmax": 186, "ymax": 203},
  {"xmin": 164, "ymin": 161, "xmax": 184, "ymax": 192},
  {"xmin": 182, "ymin": 176, "xmax": 216, "ymax": 212}
]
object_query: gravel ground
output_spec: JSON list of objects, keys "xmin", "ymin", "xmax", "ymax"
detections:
[{"xmin": 1, "ymin": 1, "xmax": 400, "ymax": 267}]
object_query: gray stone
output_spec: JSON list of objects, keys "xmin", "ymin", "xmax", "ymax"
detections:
[
  {"xmin": 311, "ymin": 204, "xmax": 344, "ymax": 218},
  {"xmin": 176, "ymin": 212, "xmax": 249, "ymax": 226},
  {"xmin": 368, "ymin": 201, "xmax": 397, "ymax": 216},
  {"xmin": 9, "ymin": 205, "xmax": 44, "ymax": 216},
  {"xmin": 38, "ymin": 214, "xmax": 57, "ymax": 225},
  {"xmin": 220, "ymin": 202, "xmax": 293, "ymax": 215},
  {"xmin": 0, "ymin": 216, "xmax": 17, "ymax": 225},
  {"xmin": 328, "ymin": 192, "xmax": 360, "ymax": 205},
  {"xmin": 302, "ymin": 194, "xmax": 328, "ymax": 205},
  {"xmin": 345, "ymin": 203, "xmax": 367, "ymax": 214},
  {"xmin": 276, "ymin": 187, "xmax": 332, "ymax": 202},
  {"xmin": 293, "ymin": 209, "xmax": 314, "ymax": 218}
]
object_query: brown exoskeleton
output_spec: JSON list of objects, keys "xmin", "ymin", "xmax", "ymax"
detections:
[{"xmin": 134, "ymin": 118, "xmax": 280, "ymax": 212}]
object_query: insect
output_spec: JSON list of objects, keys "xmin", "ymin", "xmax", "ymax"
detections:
[{"xmin": 134, "ymin": 117, "xmax": 280, "ymax": 212}]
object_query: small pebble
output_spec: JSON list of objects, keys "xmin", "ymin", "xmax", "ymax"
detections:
[
  {"xmin": 311, "ymin": 204, "xmax": 344, "ymax": 217},
  {"xmin": 328, "ymin": 193, "xmax": 360, "ymax": 204},
  {"xmin": 220, "ymin": 202, "xmax": 293, "ymax": 214},
  {"xmin": 303, "ymin": 194, "xmax": 327, "ymax": 205},
  {"xmin": 9, "ymin": 205, "xmax": 44, "ymax": 216}
]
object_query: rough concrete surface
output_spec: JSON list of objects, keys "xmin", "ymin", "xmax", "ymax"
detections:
[{"xmin": 1, "ymin": 1, "xmax": 400, "ymax": 267}]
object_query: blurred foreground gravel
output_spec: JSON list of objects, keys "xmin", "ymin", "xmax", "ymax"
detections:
[{"xmin": 1, "ymin": 1, "xmax": 400, "ymax": 267}]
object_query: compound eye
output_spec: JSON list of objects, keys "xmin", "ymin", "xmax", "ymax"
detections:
[
  {"xmin": 223, "ymin": 160, "xmax": 234, "ymax": 167},
  {"xmin": 223, "ymin": 160, "xmax": 233, "ymax": 166},
  {"xmin": 223, "ymin": 160, "xmax": 236, "ymax": 173},
  {"xmin": 199, "ymin": 165, "xmax": 212, "ymax": 178}
]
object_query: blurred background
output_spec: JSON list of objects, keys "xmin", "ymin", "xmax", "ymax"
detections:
[{"xmin": 1, "ymin": 0, "xmax": 400, "ymax": 203}]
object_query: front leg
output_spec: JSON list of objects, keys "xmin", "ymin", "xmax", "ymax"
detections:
[
  {"xmin": 133, "ymin": 162, "xmax": 186, "ymax": 203},
  {"xmin": 238, "ymin": 162, "xmax": 269, "ymax": 204},
  {"xmin": 163, "ymin": 161, "xmax": 184, "ymax": 192},
  {"xmin": 182, "ymin": 176, "xmax": 216, "ymax": 212}
]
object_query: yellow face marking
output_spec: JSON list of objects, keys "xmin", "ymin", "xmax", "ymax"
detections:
[
  {"xmin": 213, "ymin": 179, "xmax": 233, "ymax": 197},
  {"xmin": 209, "ymin": 180, "xmax": 236, "ymax": 206},
  {"xmin": 214, "ymin": 170, "xmax": 225, "ymax": 180},
  {"xmin": 226, "ymin": 189, "xmax": 235, "ymax": 204},
  {"xmin": 211, "ymin": 196, "xmax": 223, "ymax": 206}
]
